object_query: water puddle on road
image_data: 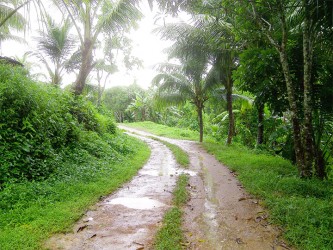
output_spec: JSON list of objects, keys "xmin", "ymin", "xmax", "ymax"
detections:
[
  {"xmin": 106, "ymin": 197, "xmax": 166, "ymax": 210},
  {"xmin": 140, "ymin": 168, "xmax": 197, "ymax": 177}
]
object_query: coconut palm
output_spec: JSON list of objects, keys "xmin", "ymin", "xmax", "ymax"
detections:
[
  {"xmin": 0, "ymin": 0, "xmax": 27, "ymax": 48},
  {"xmin": 52, "ymin": 0, "xmax": 142, "ymax": 95},
  {"xmin": 154, "ymin": 12, "xmax": 239, "ymax": 144},
  {"xmin": 153, "ymin": 49, "xmax": 218, "ymax": 142},
  {"xmin": 34, "ymin": 15, "xmax": 76, "ymax": 85}
]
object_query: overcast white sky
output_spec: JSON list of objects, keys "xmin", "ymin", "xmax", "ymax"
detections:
[{"xmin": 1, "ymin": 1, "xmax": 187, "ymax": 90}]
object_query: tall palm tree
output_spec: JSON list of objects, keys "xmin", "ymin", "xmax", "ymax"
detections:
[
  {"xmin": 52, "ymin": 0, "xmax": 142, "ymax": 95},
  {"xmin": 153, "ymin": 52, "xmax": 217, "ymax": 142},
  {"xmin": 34, "ymin": 15, "xmax": 75, "ymax": 85},
  {"xmin": 155, "ymin": 13, "xmax": 239, "ymax": 144}
]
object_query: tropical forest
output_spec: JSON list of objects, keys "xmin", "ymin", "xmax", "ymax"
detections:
[{"xmin": 0, "ymin": 0, "xmax": 332, "ymax": 249}]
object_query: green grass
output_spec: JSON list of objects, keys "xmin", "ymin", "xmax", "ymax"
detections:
[
  {"xmin": 122, "ymin": 121, "xmax": 211, "ymax": 141},
  {"xmin": 154, "ymin": 174, "xmax": 189, "ymax": 250},
  {"xmin": 150, "ymin": 137, "xmax": 190, "ymax": 168},
  {"xmin": 203, "ymin": 142, "xmax": 333, "ymax": 250},
  {"xmin": 0, "ymin": 134, "xmax": 150, "ymax": 250}
]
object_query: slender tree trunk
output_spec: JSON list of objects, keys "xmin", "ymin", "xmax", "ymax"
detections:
[
  {"xmin": 226, "ymin": 73, "xmax": 234, "ymax": 145},
  {"xmin": 197, "ymin": 105, "xmax": 204, "ymax": 143},
  {"xmin": 73, "ymin": 5, "xmax": 94, "ymax": 96},
  {"xmin": 279, "ymin": 49, "xmax": 307, "ymax": 176},
  {"xmin": 302, "ymin": 0, "xmax": 315, "ymax": 176},
  {"xmin": 257, "ymin": 103, "xmax": 264, "ymax": 145},
  {"xmin": 74, "ymin": 40, "xmax": 93, "ymax": 95}
]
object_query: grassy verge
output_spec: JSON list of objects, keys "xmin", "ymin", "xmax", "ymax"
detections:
[
  {"xmin": 154, "ymin": 174, "xmax": 189, "ymax": 250},
  {"xmin": 0, "ymin": 133, "xmax": 150, "ymax": 250},
  {"xmin": 150, "ymin": 137, "xmax": 189, "ymax": 168},
  {"xmin": 121, "ymin": 121, "xmax": 203, "ymax": 141},
  {"xmin": 203, "ymin": 142, "xmax": 333, "ymax": 250}
]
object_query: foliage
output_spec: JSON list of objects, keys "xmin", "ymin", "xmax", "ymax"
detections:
[
  {"xmin": 0, "ymin": 64, "xmax": 115, "ymax": 185},
  {"xmin": 103, "ymin": 84, "xmax": 144, "ymax": 122},
  {"xmin": 0, "ymin": 0, "xmax": 26, "ymax": 44},
  {"xmin": 203, "ymin": 142, "xmax": 333, "ymax": 250},
  {"xmin": 33, "ymin": 15, "xmax": 76, "ymax": 85},
  {"xmin": 0, "ymin": 133, "xmax": 150, "ymax": 250},
  {"xmin": 52, "ymin": 0, "xmax": 143, "ymax": 95}
]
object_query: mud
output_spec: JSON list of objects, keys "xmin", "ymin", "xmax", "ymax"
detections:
[
  {"xmin": 45, "ymin": 134, "xmax": 186, "ymax": 250},
  {"xmin": 46, "ymin": 126, "xmax": 290, "ymax": 250},
  {"xmin": 118, "ymin": 126, "xmax": 291, "ymax": 250}
]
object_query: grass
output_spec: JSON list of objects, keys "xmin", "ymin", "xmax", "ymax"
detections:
[
  {"xmin": 154, "ymin": 174, "xmax": 189, "ymax": 250},
  {"xmin": 0, "ymin": 133, "xmax": 150, "ymax": 250},
  {"xmin": 203, "ymin": 142, "xmax": 333, "ymax": 250},
  {"xmin": 122, "ymin": 121, "xmax": 209, "ymax": 141},
  {"xmin": 150, "ymin": 137, "xmax": 189, "ymax": 168},
  {"xmin": 124, "ymin": 122, "xmax": 333, "ymax": 250}
]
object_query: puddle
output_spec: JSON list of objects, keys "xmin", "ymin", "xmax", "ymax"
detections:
[
  {"xmin": 106, "ymin": 197, "xmax": 166, "ymax": 210},
  {"xmin": 140, "ymin": 168, "xmax": 197, "ymax": 177}
]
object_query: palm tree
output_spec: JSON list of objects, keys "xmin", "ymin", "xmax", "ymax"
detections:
[
  {"xmin": 34, "ymin": 15, "xmax": 75, "ymax": 85},
  {"xmin": 52, "ymin": 0, "xmax": 142, "ymax": 95},
  {"xmin": 0, "ymin": 0, "xmax": 27, "ymax": 49},
  {"xmin": 153, "ymin": 51, "xmax": 217, "ymax": 142},
  {"xmin": 155, "ymin": 14, "xmax": 239, "ymax": 144}
]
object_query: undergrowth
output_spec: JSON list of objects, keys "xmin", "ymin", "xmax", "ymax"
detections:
[
  {"xmin": 0, "ymin": 64, "xmax": 151, "ymax": 249},
  {"xmin": 203, "ymin": 142, "xmax": 333, "ymax": 250},
  {"xmin": 0, "ymin": 133, "xmax": 150, "ymax": 250}
]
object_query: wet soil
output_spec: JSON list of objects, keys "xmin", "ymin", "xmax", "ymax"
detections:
[
  {"xmin": 46, "ymin": 126, "xmax": 291, "ymax": 250},
  {"xmin": 45, "ymin": 134, "xmax": 183, "ymax": 250}
]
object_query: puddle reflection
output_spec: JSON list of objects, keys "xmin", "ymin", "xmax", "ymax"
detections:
[
  {"xmin": 140, "ymin": 169, "xmax": 197, "ymax": 177},
  {"xmin": 106, "ymin": 197, "xmax": 166, "ymax": 210}
]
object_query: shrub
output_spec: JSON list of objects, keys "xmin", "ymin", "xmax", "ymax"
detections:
[{"xmin": 0, "ymin": 64, "xmax": 116, "ymax": 185}]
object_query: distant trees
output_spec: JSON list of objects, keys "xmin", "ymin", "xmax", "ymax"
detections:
[
  {"xmin": 154, "ymin": 0, "xmax": 333, "ymax": 178},
  {"xmin": 52, "ymin": 0, "xmax": 142, "ymax": 95},
  {"xmin": 153, "ymin": 53, "xmax": 217, "ymax": 142}
]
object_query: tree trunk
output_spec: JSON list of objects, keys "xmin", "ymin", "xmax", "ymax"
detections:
[
  {"xmin": 73, "ymin": 40, "xmax": 93, "ymax": 95},
  {"xmin": 226, "ymin": 74, "xmax": 234, "ymax": 145},
  {"xmin": 197, "ymin": 105, "xmax": 204, "ymax": 143},
  {"xmin": 302, "ymin": 0, "xmax": 315, "ymax": 176},
  {"xmin": 279, "ymin": 49, "xmax": 307, "ymax": 177},
  {"xmin": 257, "ymin": 103, "xmax": 264, "ymax": 145}
]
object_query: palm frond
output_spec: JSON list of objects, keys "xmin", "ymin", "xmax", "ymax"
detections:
[{"xmin": 97, "ymin": 0, "xmax": 142, "ymax": 36}]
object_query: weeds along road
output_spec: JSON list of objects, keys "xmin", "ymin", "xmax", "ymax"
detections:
[{"xmin": 46, "ymin": 125, "xmax": 290, "ymax": 250}]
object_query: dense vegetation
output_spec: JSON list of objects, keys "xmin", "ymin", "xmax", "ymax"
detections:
[
  {"xmin": 129, "ymin": 121, "xmax": 333, "ymax": 250},
  {"xmin": 0, "ymin": 0, "xmax": 332, "ymax": 249},
  {"xmin": 104, "ymin": 0, "xmax": 332, "ymax": 179},
  {"xmin": 0, "ymin": 64, "xmax": 150, "ymax": 249}
]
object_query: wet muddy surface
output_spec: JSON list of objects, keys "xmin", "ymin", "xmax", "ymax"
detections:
[
  {"xmin": 45, "ymin": 134, "xmax": 184, "ymax": 250},
  {"xmin": 46, "ymin": 126, "xmax": 291, "ymax": 250},
  {"xmin": 118, "ymin": 126, "xmax": 291, "ymax": 250}
]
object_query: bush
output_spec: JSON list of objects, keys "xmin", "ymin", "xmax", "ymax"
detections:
[{"xmin": 0, "ymin": 64, "xmax": 116, "ymax": 185}]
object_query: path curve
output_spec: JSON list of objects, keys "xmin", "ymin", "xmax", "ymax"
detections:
[
  {"xmin": 45, "ymin": 133, "xmax": 183, "ymax": 250},
  {"xmin": 119, "ymin": 126, "xmax": 290, "ymax": 250},
  {"xmin": 46, "ymin": 126, "xmax": 290, "ymax": 250}
]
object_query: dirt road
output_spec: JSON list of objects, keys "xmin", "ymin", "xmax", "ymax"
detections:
[{"xmin": 46, "ymin": 126, "xmax": 289, "ymax": 250}]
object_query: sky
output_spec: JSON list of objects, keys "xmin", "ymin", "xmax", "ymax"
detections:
[{"xmin": 1, "ymin": 1, "xmax": 186, "ymax": 90}]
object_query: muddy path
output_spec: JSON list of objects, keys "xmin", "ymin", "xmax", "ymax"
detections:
[
  {"xmin": 118, "ymin": 126, "xmax": 290, "ymax": 250},
  {"xmin": 45, "ymin": 133, "xmax": 186, "ymax": 250},
  {"xmin": 46, "ymin": 126, "xmax": 289, "ymax": 250}
]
